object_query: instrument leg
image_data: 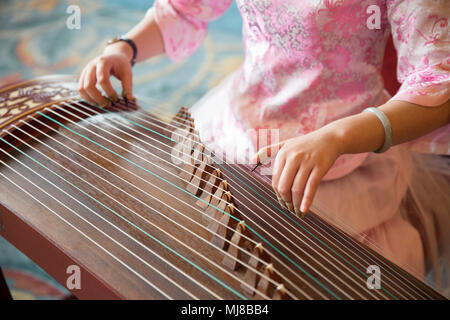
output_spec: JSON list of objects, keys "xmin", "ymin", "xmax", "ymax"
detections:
[{"xmin": 0, "ymin": 266, "xmax": 12, "ymax": 300}]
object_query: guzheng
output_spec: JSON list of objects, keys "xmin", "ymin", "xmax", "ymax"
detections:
[{"xmin": 0, "ymin": 75, "xmax": 445, "ymax": 300}]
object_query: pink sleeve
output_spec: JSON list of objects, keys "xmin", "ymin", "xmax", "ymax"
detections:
[
  {"xmin": 147, "ymin": 0, "xmax": 232, "ymax": 62},
  {"xmin": 387, "ymin": 0, "xmax": 450, "ymax": 107}
]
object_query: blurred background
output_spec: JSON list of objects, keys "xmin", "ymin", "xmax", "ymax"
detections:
[{"xmin": 0, "ymin": 0, "xmax": 243, "ymax": 299}]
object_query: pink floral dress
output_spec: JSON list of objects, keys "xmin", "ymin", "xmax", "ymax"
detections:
[{"xmin": 147, "ymin": 0, "xmax": 450, "ymax": 294}]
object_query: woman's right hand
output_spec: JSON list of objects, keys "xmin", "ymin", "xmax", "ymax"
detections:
[{"xmin": 78, "ymin": 51, "xmax": 133, "ymax": 107}]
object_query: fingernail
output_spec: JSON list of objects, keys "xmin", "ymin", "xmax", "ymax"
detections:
[
  {"xmin": 122, "ymin": 90, "xmax": 133, "ymax": 100},
  {"xmin": 295, "ymin": 206, "xmax": 307, "ymax": 218},
  {"xmin": 276, "ymin": 195, "xmax": 287, "ymax": 209},
  {"xmin": 251, "ymin": 154, "xmax": 258, "ymax": 165},
  {"xmin": 300, "ymin": 201, "xmax": 308, "ymax": 214},
  {"xmin": 98, "ymin": 98, "xmax": 109, "ymax": 108},
  {"xmin": 109, "ymin": 93, "xmax": 119, "ymax": 102},
  {"xmin": 258, "ymin": 150, "xmax": 269, "ymax": 164},
  {"xmin": 286, "ymin": 202, "xmax": 294, "ymax": 212},
  {"xmin": 106, "ymin": 97, "xmax": 116, "ymax": 107}
]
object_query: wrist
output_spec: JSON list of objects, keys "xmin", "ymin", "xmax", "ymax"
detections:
[
  {"xmin": 103, "ymin": 41, "xmax": 133, "ymax": 61},
  {"xmin": 321, "ymin": 111, "xmax": 387, "ymax": 155},
  {"xmin": 319, "ymin": 119, "xmax": 351, "ymax": 156}
]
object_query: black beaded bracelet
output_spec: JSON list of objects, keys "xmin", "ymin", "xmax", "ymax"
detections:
[{"xmin": 106, "ymin": 35, "xmax": 137, "ymax": 66}]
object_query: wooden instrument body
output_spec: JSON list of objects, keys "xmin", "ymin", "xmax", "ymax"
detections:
[{"xmin": 0, "ymin": 76, "xmax": 444, "ymax": 299}]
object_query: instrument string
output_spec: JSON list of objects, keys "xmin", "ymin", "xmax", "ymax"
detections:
[
  {"xmin": 0, "ymin": 141, "xmax": 240, "ymax": 300},
  {"xmin": 145, "ymin": 104, "xmax": 397, "ymax": 254},
  {"xmin": 8, "ymin": 124, "xmax": 296, "ymax": 300},
  {"xmin": 143, "ymin": 103, "xmax": 392, "ymax": 249},
  {"xmin": 124, "ymin": 105, "xmax": 420, "ymax": 298},
  {"xmin": 147, "ymin": 103, "xmax": 433, "ymax": 298},
  {"xmin": 18, "ymin": 120, "xmax": 309, "ymax": 299},
  {"xmin": 255, "ymin": 169, "xmax": 431, "ymax": 298},
  {"xmin": 54, "ymin": 103, "xmax": 371, "ymax": 299},
  {"xmin": 3, "ymin": 97, "xmax": 432, "ymax": 298},
  {"xmin": 97, "ymin": 102, "xmax": 429, "ymax": 299},
  {"xmin": 73, "ymin": 100, "xmax": 418, "ymax": 299},
  {"xmin": 239, "ymin": 164, "xmax": 428, "ymax": 299},
  {"xmin": 135, "ymin": 102, "xmax": 431, "ymax": 298},
  {"xmin": 67, "ymin": 101, "xmax": 388, "ymax": 299},
  {"xmin": 115, "ymin": 102, "xmax": 433, "ymax": 299},
  {"xmin": 104, "ymin": 97, "xmax": 436, "ymax": 299},
  {"xmin": 115, "ymin": 105, "xmax": 424, "ymax": 300},
  {"xmin": 113, "ymin": 102, "xmax": 388, "ymax": 249},
  {"xmin": 37, "ymin": 107, "xmax": 344, "ymax": 300},
  {"xmin": 150, "ymin": 103, "xmax": 416, "ymax": 277},
  {"xmin": 131, "ymin": 105, "xmax": 403, "ymax": 272},
  {"xmin": 0, "ymin": 135, "xmax": 257, "ymax": 300},
  {"xmin": 0, "ymin": 87, "xmax": 436, "ymax": 299},
  {"xmin": 0, "ymin": 160, "xmax": 176, "ymax": 300},
  {"xmin": 72, "ymin": 101, "xmax": 405, "ymax": 299},
  {"xmin": 24, "ymin": 116, "xmax": 317, "ymax": 300}
]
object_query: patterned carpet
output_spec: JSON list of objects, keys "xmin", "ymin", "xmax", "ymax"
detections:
[{"xmin": 0, "ymin": 0, "xmax": 243, "ymax": 299}]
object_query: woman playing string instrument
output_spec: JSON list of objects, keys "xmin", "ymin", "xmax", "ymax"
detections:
[{"xmin": 78, "ymin": 0, "xmax": 450, "ymax": 295}]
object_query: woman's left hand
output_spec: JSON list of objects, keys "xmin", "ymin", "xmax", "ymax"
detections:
[{"xmin": 253, "ymin": 128, "xmax": 343, "ymax": 217}]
